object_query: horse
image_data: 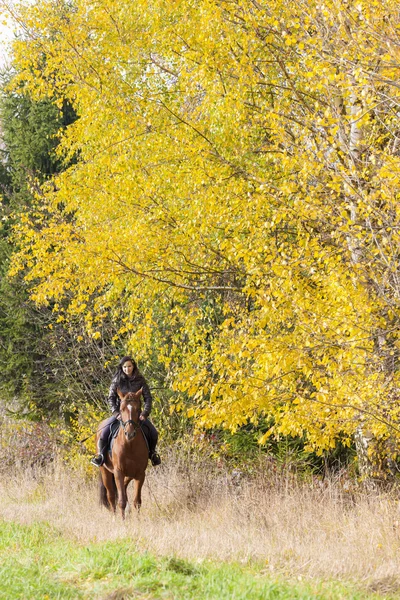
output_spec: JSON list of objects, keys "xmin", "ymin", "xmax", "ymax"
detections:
[{"xmin": 97, "ymin": 388, "xmax": 148, "ymax": 518}]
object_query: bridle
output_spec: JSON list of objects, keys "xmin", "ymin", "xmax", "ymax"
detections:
[
  {"xmin": 120, "ymin": 417, "xmax": 140, "ymax": 433},
  {"xmin": 119, "ymin": 401, "xmax": 141, "ymax": 438},
  {"xmin": 117, "ymin": 390, "xmax": 143, "ymax": 439}
]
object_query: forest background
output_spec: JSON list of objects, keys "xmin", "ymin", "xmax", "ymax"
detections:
[
  {"xmin": 1, "ymin": 0, "xmax": 400, "ymax": 482},
  {"xmin": 1, "ymin": 1, "xmax": 400, "ymax": 598}
]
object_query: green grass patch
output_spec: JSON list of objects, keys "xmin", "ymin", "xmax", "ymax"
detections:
[{"xmin": 0, "ymin": 520, "xmax": 392, "ymax": 599}]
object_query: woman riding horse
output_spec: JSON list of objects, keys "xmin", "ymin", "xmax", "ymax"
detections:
[{"xmin": 91, "ymin": 356, "xmax": 161, "ymax": 467}]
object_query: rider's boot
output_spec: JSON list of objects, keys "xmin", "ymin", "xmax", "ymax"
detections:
[
  {"xmin": 150, "ymin": 447, "xmax": 161, "ymax": 466},
  {"xmin": 91, "ymin": 438, "xmax": 108, "ymax": 467}
]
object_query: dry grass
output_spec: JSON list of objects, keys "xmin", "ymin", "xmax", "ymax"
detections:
[{"xmin": 1, "ymin": 444, "xmax": 400, "ymax": 595}]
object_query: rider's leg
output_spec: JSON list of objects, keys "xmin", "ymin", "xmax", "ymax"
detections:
[
  {"xmin": 141, "ymin": 419, "xmax": 161, "ymax": 466},
  {"xmin": 91, "ymin": 416, "xmax": 118, "ymax": 467}
]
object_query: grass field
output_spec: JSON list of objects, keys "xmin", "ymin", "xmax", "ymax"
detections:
[
  {"xmin": 1, "ymin": 446, "xmax": 400, "ymax": 599},
  {"xmin": 0, "ymin": 520, "xmax": 390, "ymax": 600}
]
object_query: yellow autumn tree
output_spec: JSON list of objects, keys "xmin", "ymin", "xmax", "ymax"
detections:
[{"xmin": 3, "ymin": 0, "xmax": 400, "ymax": 459}]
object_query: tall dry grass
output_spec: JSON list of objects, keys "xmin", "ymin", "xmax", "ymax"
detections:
[{"xmin": 1, "ymin": 443, "xmax": 400, "ymax": 594}]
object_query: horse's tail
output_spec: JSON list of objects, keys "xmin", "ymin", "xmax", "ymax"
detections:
[{"xmin": 98, "ymin": 472, "xmax": 117, "ymax": 508}]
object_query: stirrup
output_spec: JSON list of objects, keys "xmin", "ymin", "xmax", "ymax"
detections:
[
  {"xmin": 91, "ymin": 453, "xmax": 104, "ymax": 467},
  {"xmin": 151, "ymin": 452, "xmax": 161, "ymax": 466}
]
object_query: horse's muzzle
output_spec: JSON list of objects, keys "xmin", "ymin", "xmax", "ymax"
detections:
[{"xmin": 121, "ymin": 418, "xmax": 140, "ymax": 441}]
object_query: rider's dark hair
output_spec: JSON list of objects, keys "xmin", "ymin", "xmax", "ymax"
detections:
[{"xmin": 114, "ymin": 355, "xmax": 138, "ymax": 386}]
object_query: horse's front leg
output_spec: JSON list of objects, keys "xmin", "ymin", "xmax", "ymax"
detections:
[
  {"xmin": 132, "ymin": 473, "xmax": 145, "ymax": 511},
  {"xmin": 114, "ymin": 469, "xmax": 128, "ymax": 519},
  {"xmin": 123, "ymin": 477, "xmax": 133, "ymax": 516},
  {"xmin": 124, "ymin": 476, "xmax": 133, "ymax": 496}
]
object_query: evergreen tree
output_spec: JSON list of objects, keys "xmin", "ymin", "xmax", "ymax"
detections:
[{"xmin": 0, "ymin": 80, "xmax": 81, "ymax": 416}]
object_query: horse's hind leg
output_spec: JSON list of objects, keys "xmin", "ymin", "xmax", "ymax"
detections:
[
  {"xmin": 100, "ymin": 468, "xmax": 117, "ymax": 512},
  {"xmin": 99, "ymin": 473, "xmax": 109, "ymax": 508},
  {"xmin": 132, "ymin": 474, "xmax": 145, "ymax": 511}
]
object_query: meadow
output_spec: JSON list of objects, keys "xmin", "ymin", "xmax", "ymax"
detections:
[{"xmin": 1, "ymin": 444, "xmax": 400, "ymax": 599}]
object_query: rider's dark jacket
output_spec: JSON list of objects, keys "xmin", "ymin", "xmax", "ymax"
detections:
[{"xmin": 107, "ymin": 368, "xmax": 153, "ymax": 418}]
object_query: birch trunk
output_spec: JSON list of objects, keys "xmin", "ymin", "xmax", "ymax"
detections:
[{"xmin": 341, "ymin": 76, "xmax": 387, "ymax": 487}]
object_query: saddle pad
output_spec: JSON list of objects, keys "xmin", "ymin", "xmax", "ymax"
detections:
[{"xmin": 109, "ymin": 421, "xmax": 121, "ymax": 457}]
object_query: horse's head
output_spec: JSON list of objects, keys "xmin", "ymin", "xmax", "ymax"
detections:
[{"xmin": 117, "ymin": 388, "xmax": 142, "ymax": 441}]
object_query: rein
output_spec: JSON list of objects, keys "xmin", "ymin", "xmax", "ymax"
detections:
[{"xmin": 79, "ymin": 421, "xmax": 109, "ymax": 444}]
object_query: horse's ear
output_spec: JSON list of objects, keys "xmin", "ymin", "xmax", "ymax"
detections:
[
  {"xmin": 135, "ymin": 387, "xmax": 143, "ymax": 399},
  {"xmin": 117, "ymin": 388, "xmax": 124, "ymax": 400}
]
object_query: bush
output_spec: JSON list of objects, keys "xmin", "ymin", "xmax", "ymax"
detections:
[{"xmin": 0, "ymin": 415, "xmax": 58, "ymax": 472}]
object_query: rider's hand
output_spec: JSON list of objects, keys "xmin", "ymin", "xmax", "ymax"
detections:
[{"xmin": 139, "ymin": 413, "xmax": 146, "ymax": 421}]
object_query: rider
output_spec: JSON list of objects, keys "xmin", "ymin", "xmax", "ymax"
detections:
[{"xmin": 91, "ymin": 356, "xmax": 161, "ymax": 467}]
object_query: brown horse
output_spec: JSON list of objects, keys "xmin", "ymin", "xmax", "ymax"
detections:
[{"xmin": 97, "ymin": 388, "xmax": 148, "ymax": 518}]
